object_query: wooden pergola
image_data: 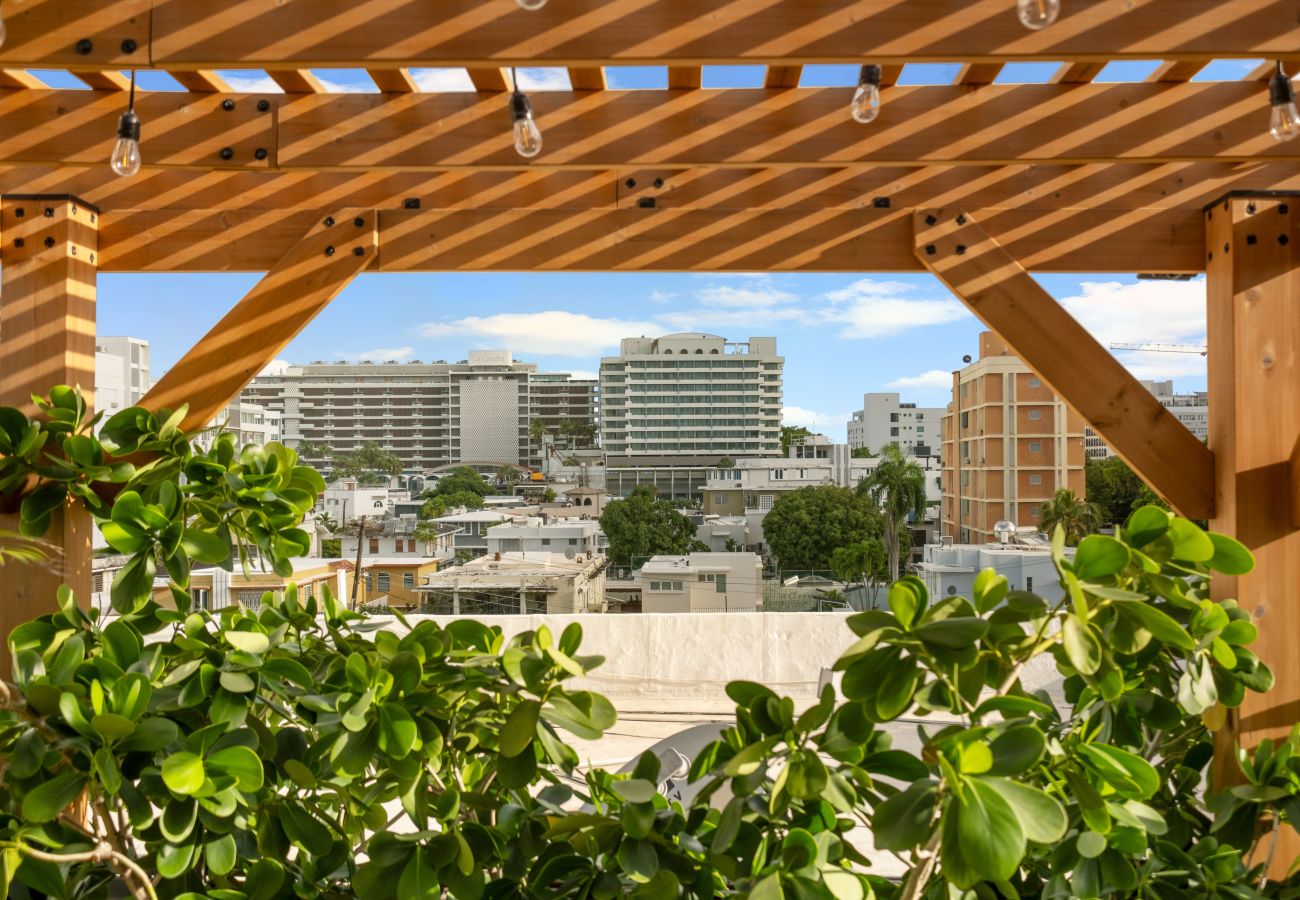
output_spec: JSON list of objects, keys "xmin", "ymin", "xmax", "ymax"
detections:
[{"xmin": 0, "ymin": 0, "xmax": 1296, "ymax": 865}]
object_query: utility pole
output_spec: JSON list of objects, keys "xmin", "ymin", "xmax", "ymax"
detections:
[{"xmin": 351, "ymin": 515, "xmax": 367, "ymax": 610}]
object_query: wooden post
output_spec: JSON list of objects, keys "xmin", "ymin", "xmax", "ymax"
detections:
[
  {"xmin": 1206, "ymin": 193, "xmax": 1300, "ymax": 876},
  {"xmin": 0, "ymin": 195, "xmax": 98, "ymax": 656}
]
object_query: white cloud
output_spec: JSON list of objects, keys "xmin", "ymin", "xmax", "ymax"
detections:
[
  {"xmin": 336, "ymin": 347, "xmax": 415, "ymax": 362},
  {"xmin": 514, "ymin": 67, "xmax": 571, "ymax": 91},
  {"xmin": 648, "ymin": 290, "xmax": 678, "ymax": 304},
  {"xmin": 782, "ymin": 406, "xmax": 848, "ymax": 429},
  {"xmin": 223, "ymin": 74, "xmax": 282, "ymax": 93},
  {"xmin": 820, "ymin": 278, "xmax": 971, "ymax": 339},
  {"xmin": 1060, "ymin": 278, "xmax": 1206, "ymax": 347},
  {"xmin": 888, "ymin": 370, "xmax": 953, "ymax": 391},
  {"xmin": 419, "ymin": 311, "xmax": 659, "ymax": 357},
  {"xmin": 410, "ymin": 68, "xmax": 476, "ymax": 92},
  {"xmin": 696, "ymin": 285, "xmax": 798, "ymax": 309},
  {"xmin": 318, "ymin": 77, "xmax": 376, "ymax": 94}
]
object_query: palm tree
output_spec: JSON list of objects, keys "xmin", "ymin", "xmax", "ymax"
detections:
[
  {"xmin": 1038, "ymin": 488, "xmax": 1103, "ymax": 545},
  {"xmin": 856, "ymin": 445, "xmax": 928, "ymax": 584}
]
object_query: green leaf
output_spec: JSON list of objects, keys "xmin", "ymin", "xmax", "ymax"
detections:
[
  {"xmin": 613, "ymin": 778, "xmax": 658, "ymax": 804},
  {"xmin": 1073, "ymin": 535, "xmax": 1131, "ymax": 580},
  {"xmin": 887, "ymin": 579, "xmax": 923, "ymax": 629},
  {"xmin": 1125, "ymin": 505, "xmax": 1170, "ymax": 547},
  {"xmin": 205, "ymin": 833, "xmax": 237, "ymax": 876},
  {"xmin": 873, "ymin": 780, "xmax": 939, "ymax": 852},
  {"xmin": 972, "ymin": 568, "xmax": 1009, "ymax": 614},
  {"xmin": 751, "ymin": 874, "xmax": 784, "ymax": 900},
  {"xmin": 499, "ymin": 699, "xmax": 541, "ymax": 758},
  {"xmin": 1168, "ymin": 518, "xmax": 1215, "ymax": 562},
  {"xmin": 978, "ymin": 776, "xmax": 1067, "ymax": 844},
  {"xmin": 1063, "ymin": 615, "xmax": 1103, "ymax": 675},
  {"xmin": 1077, "ymin": 830, "xmax": 1107, "ymax": 859},
  {"xmin": 156, "ymin": 840, "xmax": 197, "ymax": 880},
  {"xmin": 9, "ymin": 729, "xmax": 42, "ymax": 778},
  {"xmin": 162, "ymin": 751, "xmax": 207, "ymax": 795},
  {"xmin": 93, "ymin": 747, "xmax": 123, "ymax": 795},
  {"xmin": 541, "ymin": 691, "xmax": 616, "ymax": 740},
  {"xmin": 281, "ymin": 802, "xmax": 334, "ymax": 856},
  {"xmin": 21, "ymin": 771, "xmax": 88, "ymax": 822},
  {"xmin": 182, "ymin": 528, "xmax": 229, "ymax": 565},
  {"xmin": 378, "ymin": 703, "xmax": 418, "ymax": 759},
  {"xmin": 617, "ymin": 838, "xmax": 659, "ymax": 883},
  {"xmin": 91, "ymin": 712, "xmax": 136, "ymax": 741},
  {"xmin": 219, "ymin": 670, "xmax": 255, "ymax": 693},
  {"xmin": 712, "ymin": 797, "xmax": 744, "ymax": 852},
  {"xmin": 1118, "ymin": 602, "xmax": 1195, "ymax": 651},
  {"xmin": 119, "ymin": 717, "xmax": 179, "ymax": 752},
  {"xmin": 875, "ymin": 654, "xmax": 919, "ymax": 720},
  {"xmin": 914, "ymin": 616, "xmax": 988, "ymax": 650},
  {"xmin": 208, "ymin": 745, "xmax": 265, "ymax": 792},
  {"xmin": 1076, "ymin": 744, "xmax": 1160, "ymax": 799},
  {"xmin": 225, "ymin": 630, "xmax": 270, "ymax": 655},
  {"xmin": 988, "ymin": 725, "xmax": 1045, "ymax": 776},
  {"xmin": 1207, "ymin": 532, "xmax": 1254, "ymax": 575},
  {"xmin": 787, "ymin": 749, "xmax": 829, "ymax": 799},
  {"xmin": 952, "ymin": 777, "xmax": 1025, "ymax": 885}
]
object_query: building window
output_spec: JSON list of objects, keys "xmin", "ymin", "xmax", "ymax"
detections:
[
  {"xmin": 1028, "ymin": 410, "xmax": 1042, "ymax": 420},
  {"xmin": 960, "ymin": 412, "xmax": 969, "ymax": 427},
  {"xmin": 542, "ymin": 538, "xmax": 552, "ymax": 546},
  {"xmin": 759, "ymin": 494, "xmax": 774, "ymax": 511},
  {"xmin": 1029, "ymin": 474, "xmax": 1042, "ymax": 485},
  {"xmin": 1026, "ymin": 577, "xmax": 1034, "ymax": 591},
  {"xmin": 368, "ymin": 538, "xmax": 380, "ymax": 553},
  {"xmin": 1029, "ymin": 378, "xmax": 1041, "ymax": 388},
  {"xmin": 377, "ymin": 572, "xmax": 390, "ymax": 592},
  {"xmin": 649, "ymin": 580, "xmax": 684, "ymax": 591},
  {"xmin": 714, "ymin": 574, "xmax": 727, "ymax": 593},
  {"xmin": 1028, "ymin": 441, "xmax": 1042, "ymax": 452},
  {"xmin": 890, "ymin": 413, "xmax": 899, "ymax": 422},
  {"xmin": 403, "ymin": 572, "xmax": 414, "ymax": 589},
  {"xmin": 890, "ymin": 427, "xmax": 899, "ymax": 437}
]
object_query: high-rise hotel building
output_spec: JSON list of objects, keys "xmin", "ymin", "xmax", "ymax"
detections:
[
  {"xmin": 600, "ymin": 334, "xmax": 783, "ymax": 498},
  {"xmin": 241, "ymin": 351, "xmax": 597, "ymax": 472}
]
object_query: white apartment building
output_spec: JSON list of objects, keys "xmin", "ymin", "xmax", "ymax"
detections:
[
  {"xmin": 241, "ymin": 351, "xmax": 598, "ymax": 472},
  {"xmin": 196, "ymin": 401, "xmax": 282, "ymax": 449},
  {"xmin": 95, "ymin": 336, "xmax": 151, "ymax": 413},
  {"xmin": 1085, "ymin": 380, "xmax": 1209, "ymax": 460},
  {"xmin": 847, "ymin": 393, "xmax": 945, "ymax": 457},
  {"xmin": 601, "ymin": 334, "xmax": 783, "ymax": 499},
  {"xmin": 417, "ymin": 552, "xmax": 608, "ymax": 615},
  {"xmin": 433, "ymin": 509, "xmax": 519, "ymax": 557},
  {"xmin": 639, "ymin": 552, "xmax": 764, "ymax": 613},
  {"xmin": 341, "ymin": 517, "xmax": 458, "ymax": 561},
  {"xmin": 485, "ymin": 517, "xmax": 600, "ymax": 557},
  {"xmin": 321, "ymin": 478, "xmax": 399, "ymax": 525},
  {"xmin": 915, "ymin": 539, "xmax": 1075, "ymax": 602}
]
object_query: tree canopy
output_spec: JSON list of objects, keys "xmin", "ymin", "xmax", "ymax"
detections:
[
  {"xmin": 1085, "ymin": 456, "xmax": 1170, "ymax": 524},
  {"xmin": 1039, "ymin": 488, "xmax": 1104, "ymax": 546},
  {"xmin": 857, "ymin": 444, "xmax": 929, "ymax": 583},
  {"xmin": 599, "ymin": 485, "xmax": 703, "ymax": 564},
  {"xmin": 779, "ymin": 425, "xmax": 813, "ymax": 456},
  {"xmin": 429, "ymin": 466, "xmax": 491, "ymax": 499},
  {"xmin": 763, "ymin": 485, "xmax": 883, "ymax": 571},
  {"xmin": 331, "ymin": 442, "xmax": 402, "ymax": 484}
]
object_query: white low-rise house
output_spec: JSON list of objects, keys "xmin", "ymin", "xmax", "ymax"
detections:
[
  {"xmin": 321, "ymin": 478, "xmax": 397, "ymax": 525},
  {"xmin": 340, "ymin": 516, "xmax": 458, "ymax": 561},
  {"xmin": 433, "ymin": 510, "xmax": 519, "ymax": 557},
  {"xmin": 639, "ymin": 552, "xmax": 763, "ymax": 613},
  {"xmin": 694, "ymin": 515, "xmax": 752, "ymax": 552},
  {"xmin": 416, "ymin": 551, "xmax": 608, "ymax": 615},
  {"xmin": 915, "ymin": 527, "xmax": 1075, "ymax": 602},
  {"xmin": 485, "ymin": 517, "xmax": 600, "ymax": 557}
]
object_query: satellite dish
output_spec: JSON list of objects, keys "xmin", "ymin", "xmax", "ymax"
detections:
[
  {"xmin": 962, "ymin": 354, "xmax": 972, "ymax": 363},
  {"xmin": 993, "ymin": 520, "xmax": 1016, "ymax": 544},
  {"xmin": 564, "ymin": 546, "xmax": 577, "ymax": 560}
]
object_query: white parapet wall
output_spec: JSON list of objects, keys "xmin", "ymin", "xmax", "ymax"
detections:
[{"xmin": 408, "ymin": 612, "xmax": 862, "ymax": 703}]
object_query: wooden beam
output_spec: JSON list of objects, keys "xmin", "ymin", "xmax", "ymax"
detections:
[
  {"xmin": 1206, "ymin": 193, "xmax": 1300, "ymax": 877},
  {"xmin": 567, "ymin": 68, "xmax": 607, "ymax": 91},
  {"xmin": 95, "ymin": 205, "xmax": 1205, "ymax": 273},
  {"xmin": 140, "ymin": 210, "xmax": 376, "ymax": 432},
  {"xmin": 367, "ymin": 68, "xmax": 418, "ymax": 93},
  {"xmin": 1148, "ymin": 61, "xmax": 1206, "ymax": 83},
  {"xmin": 0, "ymin": 195, "xmax": 98, "ymax": 664},
  {"xmin": 956, "ymin": 64, "xmax": 1004, "ymax": 86},
  {"xmin": 9, "ymin": 82, "xmax": 1292, "ymax": 172},
  {"xmin": 118, "ymin": 1, "xmax": 1300, "ymax": 69},
  {"xmin": 1052, "ymin": 62, "xmax": 1107, "ymax": 84},
  {"xmin": 914, "ymin": 207, "xmax": 1216, "ymax": 519},
  {"xmin": 765, "ymin": 66, "xmax": 803, "ymax": 89},
  {"xmin": 668, "ymin": 68, "xmax": 701, "ymax": 90},
  {"xmin": 0, "ymin": 69, "xmax": 45, "ymax": 89},
  {"xmin": 167, "ymin": 70, "xmax": 232, "ymax": 93},
  {"xmin": 1292, "ymin": 431, "xmax": 1300, "ymax": 529},
  {"xmin": 70, "ymin": 69, "xmax": 130, "ymax": 91},
  {"xmin": 467, "ymin": 68, "xmax": 510, "ymax": 92},
  {"xmin": 266, "ymin": 69, "xmax": 325, "ymax": 93}
]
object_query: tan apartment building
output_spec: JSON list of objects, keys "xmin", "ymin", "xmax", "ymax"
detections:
[{"xmin": 940, "ymin": 333, "xmax": 1086, "ymax": 543}]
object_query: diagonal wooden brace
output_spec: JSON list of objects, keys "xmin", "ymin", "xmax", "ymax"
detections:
[
  {"xmin": 142, "ymin": 209, "xmax": 376, "ymax": 432},
  {"xmin": 914, "ymin": 208, "xmax": 1216, "ymax": 521}
]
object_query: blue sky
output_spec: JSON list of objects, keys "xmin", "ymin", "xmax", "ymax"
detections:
[{"xmin": 96, "ymin": 58, "xmax": 1239, "ymax": 440}]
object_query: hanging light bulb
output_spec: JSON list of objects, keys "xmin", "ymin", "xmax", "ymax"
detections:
[
  {"xmin": 1017, "ymin": 0, "xmax": 1060, "ymax": 30},
  {"xmin": 110, "ymin": 70, "xmax": 142, "ymax": 177},
  {"xmin": 517, "ymin": 0, "xmax": 547, "ymax": 9},
  {"xmin": 851, "ymin": 64, "xmax": 882, "ymax": 124},
  {"xmin": 509, "ymin": 70, "xmax": 542, "ymax": 158},
  {"xmin": 1269, "ymin": 61, "xmax": 1300, "ymax": 142}
]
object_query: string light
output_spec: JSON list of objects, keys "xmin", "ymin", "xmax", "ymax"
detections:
[
  {"xmin": 517, "ymin": 0, "xmax": 547, "ymax": 9},
  {"xmin": 1017, "ymin": 0, "xmax": 1060, "ymax": 30},
  {"xmin": 110, "ymin": 70, "xmax": 142, "ymax": 177},
  {"xmin": 509, "ymin": 68, "xmax": 543, "ymax": 158},
  {"xmin": 1269, "ymin": 61, "xmax": 1300, "ymax": 142},
  {"xmin": 851, "ymin": 65, "xmax": 882, "ymax": 124}
]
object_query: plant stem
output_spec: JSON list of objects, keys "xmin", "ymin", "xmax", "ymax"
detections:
[
  {"xmin": 0, "ymin": 840, "xmax": 157, "ymax": 900},
  {"xmin": 898, "ymin": 827, "xmax": 943, "ymax": 900},
  {"xmin": 1260, "ymin": 813, "xmax": 1280, "ymax": 891}
]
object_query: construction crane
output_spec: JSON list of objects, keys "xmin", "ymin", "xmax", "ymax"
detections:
[{"xmin": 1109, "ymin": 342, "xmax": 1207, "ymax": 356}]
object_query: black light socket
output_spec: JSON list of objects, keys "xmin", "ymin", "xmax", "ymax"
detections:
[
  {"xmin": 509, "ymin": 90, "xmax": 533, "ymax": 122},
  {"xmin": 116, "ymin": 108, "xmax": 141, "ymax": 142},
  {"xmin": 858, "ymin": 64, "xmax": 882, "ymax": 88},
  {"xmin": 1270, "ymin": 64, "xmax": 1295, "ymax": 107}
]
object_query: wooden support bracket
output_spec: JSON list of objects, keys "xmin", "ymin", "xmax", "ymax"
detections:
[
  {"xmin": 914, "ymin": 208, "xmax": 1216, "ymax": 520},
  {"xmin": 1292, "ymin": 431, "xmax": 1300, "ymax": 529},
  {"xmin": 141, "ymin": 210, "xmax": 376, "ymax": 432}
]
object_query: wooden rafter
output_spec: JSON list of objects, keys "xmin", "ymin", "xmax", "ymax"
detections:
[
  {"xmin": 0, "ymin": 69, "xmax": 44, "ymax": 89},
  {"xmin": 2, "ymin": 1, "xmax": 1278, "ymax": 70},
  {"xmin": 167, "ymin": 70, "xmax": 232, "ymax": 92},
  {"xmin": 567, "ymin": 68, "xmax": 606, "ymax": 91},
  {"xmin": 956, "ymin": 64, "xmax": 1003, "ymax": 86},
  {"xmin": 5, "ymin": 82, "xmax": 1291, "ymax": 172},
  {"xmin": 266, "ymin": 69, "xmax": 325, "ymax": 93},
  {"xmin": 467, "ymin": 68, "xmax": 511, "ymax": 92},
  {"xmin": 70, "ymin": 69, "xmax": 130, "ymax": 90},
  {"xmin": 1052, "ymin": 62, "xmax": 1107, "ymax": 84},
  {"xmin": 765, "ymin": 66, "xmax": 803, "ymax": 89},
  {"xmin": 915, "ymin": 207, "xmax": 1216, "ymax": 519},
  {"xmin": 367, "ymin": 68, "xmax": 418, "ymax": 93},
  {"xmin": 1148, "ymin": 61, "xmax": 1206, "ymax": 83},
  {"xmin": 667, "ymin": 68, "xmax": 701, "ymax": 90},
  {"xmin": 140, "ymin": 209, "xmax": 376, "ymax": 431}
]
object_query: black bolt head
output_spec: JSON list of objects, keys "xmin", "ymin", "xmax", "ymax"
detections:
[
  {"xmin": 353, "ymin": 247, "xmax": 365, "ymax": 257},
  {"xmin": 70, "ymin": 247, "xmax": 77, "ymax": 256},
  {"xmin": 956, "ymin": 214, "xmax": 967, "ymax": 225},
  {"xmin": 44, "ymin": 207, "xmax": 53, "ymax": 218},
  {"xmin": 257, "ymin": 99, "xmax": 271, "ymax": 112},
  {"xmin": 223, "ymin": 99, "xmax": 236, "ymax": 111},
  {"xmin": 1281, "ymin": 204, "xmax": 1290, "ymax": 214},
  {"xmin": 44, "ymin": 236, "xmax": 55, "ymax": 248},
  {"xmin": 925, "ymin": 215, "xmax": 937, "ymax": 226},
  {"xmin": 76, "ymin": 39, "xmax": 93, "ymax": 55},
  {"xmin": 1247, "ymin": 234, "xmax": 1258, "ymax": 245},
  {"xmin": 403, "ymin": 198, "xmax": 421, "ymax": 210},
  {"xmin": 1247, "ymin": 203, "xmax": 1257, "ymax": 215},
  {"xmin": 1224, "ymin": 243, "xmax": 1230, "ymax": 253},
  {"xmin": 121, "ymin": 39, "xmax": 138, "ymax": 54},
  {"xmin": 90, "ymin": 254, "xmax": 95, "ymax": 264},
  {"xmin": 13, "ymin": 239, "xmax": 23, "ymax": 248},
  {"xmin": 653, "ymin": 177, "xmax": 665, "ymax": 189},
  {"xmin": 325, "ymin": 245, "xmax": 336, "ymax": 256},
  {"xmin": 219, "ymin": 147, "xmax": 234, "ymax": 161},
  {"xmin": 625, "ymin": 178, "xmax": 637, "ymax": 189},
  {"xmin": 354, "ymin": 216, "xmax": 365, "ymax": 227},
  {"xmin": 1280, "ymin": 234, "xmax": 1291, "ymax": 246},
  {"xmin": 872, "ymin": 197, "xmax": 891, "ymax": 209},
  {"xmin": 637, "ymin": 197, "xmax": 656, "ymax": 208},
  {"xmin": 925, "ymin": 244, "xmax": 937, "ymax": 255},
  {"xmin": 254, "ymin": 148, "xmax": 268, "ymax": 160},
  {"xmin": 14, "ymin": 208, "xmax": 23, "ymax": 218},
  {"xmin": 324, "ymin": 216, "xmax": 335, "ymax": 227},
  {"xmin": 956, "ymin": 244, "xmax": 967, "ymax": 255}
]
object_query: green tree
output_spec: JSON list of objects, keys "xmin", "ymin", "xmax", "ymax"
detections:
[
  {"xmin": 1086, "ymin": 455, "xmax": 1171, "ymax": 524},
  {"xmin": 599, "ymin": 485, "xmax": 699, "ymax": 565},
  {"xmin": 717, "ymin": 456, "xmax": 735, "ymax": 469},
  {"xmin": 850, "ymin": 446, "xmax": 876, "ymax": 458},
  {"xmin": 332, "ymin": 441, "xmax": 401, "ymax": 484},
  {"xmin": 542, "ymin": 487, "xmax": 557, "ymax": 502},
  {"xmin": 420, "ymin": 490, "xmax": 485, "ymax": 520},
  {"xmin": 763, "ymin": 485, "xmax": 882, "ymax": 571},
  {"xmin": 856, "ymin": 444, "xmax": 928, "ymax": 583},
  {"xmin": 315, "ymin": 511, "xmax": 338, "ymax": 534},
  {"xmin": 429, "ymin": 466, "xmax": 491, "ymax": 500},
  {"xmin": 496, "ymin": 464, "xmax": 521, "ymax": 489},
  {"xmin": 830, "ymin": 537, "xmax": 886, "ymax": 609},
  {"xmin": 779, "ymin": 425, "xmax": 813, "ymax": 456},
  {"xmin": 320, "ymin": 537, "xmax": 341, "ymax": 557},
  {"xmin": 1038, "ymin": 487, "xmax": 1103, "ymax": 545}
]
